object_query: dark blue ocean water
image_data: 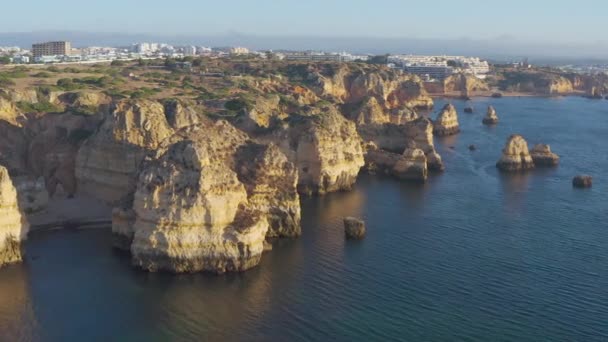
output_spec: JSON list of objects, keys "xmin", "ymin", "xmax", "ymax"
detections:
[{"xmin": 0, "ymin": 97, "xmax": 607, "ymax": 341}]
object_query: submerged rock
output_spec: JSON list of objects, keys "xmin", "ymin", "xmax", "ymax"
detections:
[
  {"xmin": 483, "ymin": 106, "xmax": 499, "ymax": 125},
  {"xmin": 530, "ymin": 144, "xmax": 560, "ymax": 166},
  {"xmin": 464, "ymin": 107, "xmax": 474, "ymax": 113},
  {"xmin": 496, "ymin": 135, "xmax": 535, "ymax": 171},
  {"xmin": 0, "ymin": 166, "xmax": 29, "ymax": 268},
  {"xmin": 392, "ymin": 148, "xmax": 428, "ymax": 182},
  {"xmin": 572, "ymin": 175, "xmax": 592, "ymax": 188},
  {"xmin": 344, "ymin": 217, "xmax": 366, "ymax": 239},
  {"xmin": 433, "ymin": 104, "xmax": 460, "ymax": 136}
]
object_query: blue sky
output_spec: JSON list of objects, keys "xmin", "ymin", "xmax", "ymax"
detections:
[{"xmin": 2, "ymin": 0, "xmax": 606, "ymax": 44}]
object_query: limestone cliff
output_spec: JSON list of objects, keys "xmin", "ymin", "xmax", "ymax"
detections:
[
  {"xmin": 271, "ymin": 106, "xmax": 365, "ymax": 195},
  {"xmin": 392, "ymin": 148, "xmax": 428, "ymax": 182},
  {"xmin": 496, "ymin": 135, "xmax": 535, "ymax": 171},
  {"xmin": 357, "ymin": 117, "xmax": 443, "ymax": 171},
  {"xmin": 0, "ymin": 166, "xmax": 29, "ymax": 268},
  {"xmin": 444, "ymin": 74, "xmax": 489, "ymax": 96},
  {"xmin": 235, "ymin": 143, "xmax": 301, "ymax": 238},
  {"xmin": 433, "ymin": 104, "xmax": 460, "ymax": 136},
  {"xmin": 75, "ymin": 99, "xmax": 174, "ymax": 203},
  {"xmin": 309, "ymin": 64, "xmax": 433, "ymax": 110},
  {"xmin": 129, "ymin": 140, "xmax": 268, "ymax": 273}
]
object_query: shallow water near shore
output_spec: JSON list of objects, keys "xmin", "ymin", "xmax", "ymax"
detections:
[{"xmin": 1, "ymin": 96, "xmax": 607, "ymax": 341}]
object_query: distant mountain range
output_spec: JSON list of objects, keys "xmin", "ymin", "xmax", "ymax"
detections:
[{"xmin": 1, "ymin": 31, "xmax": 607, "ymax": 64}]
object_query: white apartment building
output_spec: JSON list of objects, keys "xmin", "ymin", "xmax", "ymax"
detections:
[{"xmin": 389, "ymin": 55, "xmax": 490, "ymax": 80}]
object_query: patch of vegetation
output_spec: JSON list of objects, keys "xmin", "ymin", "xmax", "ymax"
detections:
[
  {"xmin": 71, "ymin": 105, "xmax": 99, "ymax": 116},
  {"xmin": 32, "ymin": 72, "xmax": 52, "ymax": 78},
  {"xmin": 110, "ymin": 60, "xmax": 125, "ymax": 66},
  {"xmin": 0, "ymin": 68, "xmax": 28, "ymax": 79},
  {"xmin": 224, "ymin": 98, "xmax": 250, "ymax": 112},
  {"xmin": 16, "ymin": 101, "xmax": 62, "ymax": 113},
  {"xmin": 0, "ymin": 77, "xmax": 15, "ymax": 87},
  {"xmin": 56, "ymin": 78, "xmax": 86, "ymax": 91},
  {"xmin": 126, "ymin": 87, "xmax": 160, "ymax": 99}
]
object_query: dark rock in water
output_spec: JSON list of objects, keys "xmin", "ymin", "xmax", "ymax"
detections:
[
  {"xmin": 483, "ymin": 106, "xmax": 499, "ymax": 125},
  {"xmin": 464, "ymin": 107, "xmax": 474, "ymax": 113},
  {"xmin": 468, "ymin": 145, "xmax": 476, "ymax": 151},
  {"xmin": 491, "ymin": 93, "xmax": 503, "ymax": 98},
  {"xmin": 344, "ymin": 217, "xmax": 366, "ymax": 239},
  {"xmin": 530, "ymin": 144, "xmax": 559, "ymax": 166},
  {"xmin": 572, "ymin": 175, "xmax": 592, "ymax": 188}
]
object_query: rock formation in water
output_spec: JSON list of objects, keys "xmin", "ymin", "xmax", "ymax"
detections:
[
  {"xmin": 393, "ymin": 148, "xmax": 428, "ymax": 182},
  {"xmin": 129, "ymin": 140, "xmax": 268, "ymax": 273},
  {"xmin": 344, "ymin": 217, "xmax": 366, "ymax": 239},
  {"xmin": 112, "ymin": 118, "xmax": 301, "ymax": 273},
  {"xmin": 406, "ymin": 118, "xmax": 444, "ymax": 171},
  {"xmin": 572, "ymin": 175, "xmax": 592, "ymax": 188},
  {"xmin": 496, "ymin": 135, "xmax": 535, "ymax": 171},
  {"xmin": 0, "ymin": 166, "xmax": 29, "ymax": 268},
  {"xmin": 482, "ymin": 106, "xmax": 499, "ymax": 125},
  {"xmin": 271, "ymin": 106, "xmax": 365, "ymax": 195},
  {"xmin": 357, "ymin": 117, "xmax": 443, "ymax": 172},
  {"xmin": 433, "ymin": 104, "xmax": 460, "ymax": 136},
  {"xmin": 530, "ymin": 144, "xmax": 559, "ymax": 166},
  {"xmin": 75, "ymin": 99, "xmax": 174, "ymax": 204}
]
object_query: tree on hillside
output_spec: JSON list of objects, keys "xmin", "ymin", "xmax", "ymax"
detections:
[{"xmin": 0, "ymin": 56, "xmax": 11, "ymax": 65}]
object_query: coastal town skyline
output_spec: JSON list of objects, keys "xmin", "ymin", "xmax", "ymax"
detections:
[{"xmin": 3, "ymin": 0, "xmax": 608, "ymax": 58}]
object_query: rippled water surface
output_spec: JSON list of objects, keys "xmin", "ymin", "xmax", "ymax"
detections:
[{"xmin": 1, "ymin": 97, "xmax": 607, "ymax": 341}]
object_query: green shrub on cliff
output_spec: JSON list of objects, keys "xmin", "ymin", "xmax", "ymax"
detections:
[{"xmin": 16, "ymin": 101, "xmax": 62, "ymax": 113}]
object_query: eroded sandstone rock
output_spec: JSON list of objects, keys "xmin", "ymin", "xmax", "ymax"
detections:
[
  {"xmin": 392, "ymin": 148, "xmax": 428, "ymax": 182},
  {"xmin": 75, "ymin": 99, "xmax": 174, "ymax": 203},
  {"xmin": 0, "ymin": 166, "xmax": 29, "ymax": 268},
  {"xmin": 273, "ymin": 107, "xmax": 365, "ymax": 195},
  {"xmin": 130, "ymin": 140, "xmax": 268, "ymax": 273},
  {"xmin": 433, "ymin": 104, "xmax": 460, "ymax": 136},
  {"xmin": 530, "ymin": 144, "xmax": 559, "ymax": 166},
  {"xmin": 483, "ymin": 106, "xmax": 499, "ymax": 125},
  {"xmin": 496, "ymin": 135, "xmax": 535, "ymax": 171}
]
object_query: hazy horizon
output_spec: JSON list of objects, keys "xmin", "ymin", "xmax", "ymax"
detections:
[
  {"xmin": 2, "ymin": 31, "xmax": 608, "ymax": 62},
  {"xmin": 2, "ymin": 0, "xmax": 608, "ymax": 60}
]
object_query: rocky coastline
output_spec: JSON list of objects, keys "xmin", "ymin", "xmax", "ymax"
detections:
[{"xmin": 0, "ymin": 59, "xmax": 595, "ymax": 274}]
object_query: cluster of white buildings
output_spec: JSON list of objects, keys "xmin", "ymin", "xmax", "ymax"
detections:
[
  {"xmin": 0, "ymin": 46, "xmax": 30, "ymax": 64},
  {"xmin": 281, "ymin": 51, "xmax": 369, "ymax": 62},
  {"xmin": 389, "ymin": 55, "xmax": 490, "ymax": 80},
  {"xmin": 132, "ymin": 43, "xmax": 215, "ymax": 57}
]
